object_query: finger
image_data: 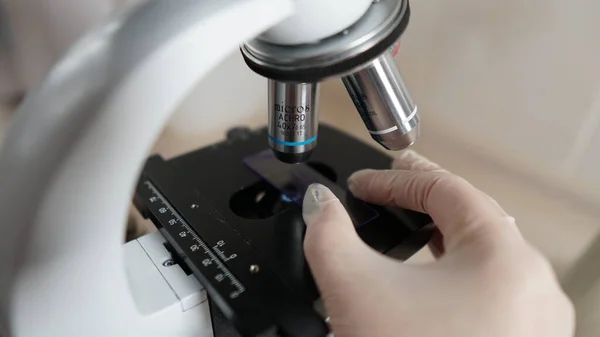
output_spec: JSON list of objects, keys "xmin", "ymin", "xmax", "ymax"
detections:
[
  {"xmin": 302, "ymin": 184, "xmax": 372, "ymax": 290},
  {"xmin": 479, "ymin": 191, "xmax": 509, "ymax": 217},
  {"xmin": 392, "ymin": 151, "xmax": 508, "ymax": 217},
  {"xmin": 348, "ymin": 169, "xmax": 515, "ymax": 251},
  {"xmin": 392, "ymin": 151, "xmax": 510, "ymax": 248},
  {"xmin": 392, "ymin": 149, "xmax": 445, "ymax": 172}
]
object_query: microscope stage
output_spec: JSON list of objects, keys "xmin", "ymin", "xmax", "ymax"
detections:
[{"xmin": 133, "ymin": 124, "xmax": 433, "ymax": 337}]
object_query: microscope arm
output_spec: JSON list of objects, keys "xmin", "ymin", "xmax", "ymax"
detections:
[{"xmin": 0, "ymin": 0, "xmax": 294, "ymax": 336}]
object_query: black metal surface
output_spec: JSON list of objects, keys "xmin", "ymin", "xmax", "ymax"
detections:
[
  {"xmin": 133, "ymin": 124, "xmax": 433, "ymax": 337},
  {"xmin": 209, "ymin": 298, "xmax": 243, "ymax": 337}
]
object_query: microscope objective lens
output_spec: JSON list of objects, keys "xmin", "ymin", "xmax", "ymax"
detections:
[
  {"xmin": 267, "ymin": 80, "xmax": 320, "ymax": 163},
  {"xmin": 342, "ymin": 50, "xmax": 419, "ymax": 151}
]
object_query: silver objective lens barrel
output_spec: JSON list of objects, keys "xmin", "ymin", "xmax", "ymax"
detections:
[
  {"xmin": 342, "ymin": 50, "xmax": 419, "ymax": 151},
  {"xmin": 242, "ymin": 0, "xmax": 416, "ymax": 162},
  {"xmin": 268, "ymin": 80, "xmax": 320, "ymax": 163}
]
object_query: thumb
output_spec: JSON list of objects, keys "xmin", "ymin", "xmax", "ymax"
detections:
[{"xmin": 302, "ymin": 184, "xmax": 371, "ymax": 293}]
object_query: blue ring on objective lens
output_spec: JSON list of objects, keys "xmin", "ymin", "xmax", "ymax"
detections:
[{"xmin": 268, "ymin": 135, "xmax": 317, "ymax": 147}]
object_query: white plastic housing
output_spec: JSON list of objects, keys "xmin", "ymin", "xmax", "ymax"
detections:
[
  {"xmin": 0, "ymin": 0, "xmax": 293, "ymax": 336},
  {"xmin": 259, "ymin": 0, "xmax": 373, "ymax": 45}
]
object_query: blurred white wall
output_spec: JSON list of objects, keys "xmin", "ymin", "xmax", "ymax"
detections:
[
  {"xmin": 395, "ymin": 0, "xmax": 600, "ymax": 204},
  {"xmin": 0, "ymin": 0, "xmax": 120, "ymax": 98}
]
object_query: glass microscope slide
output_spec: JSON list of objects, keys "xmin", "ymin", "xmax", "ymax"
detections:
[{"xmin": 243, "ymin": 149, "xmax": 379, "ymax": 228}]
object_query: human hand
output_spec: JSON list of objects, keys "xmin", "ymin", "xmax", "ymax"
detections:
[{"xmin": 302, "ymin": 150, "xmax": 574, "ymax": 337}]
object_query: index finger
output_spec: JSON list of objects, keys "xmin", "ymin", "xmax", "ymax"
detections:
[
  {"xmin": 348, "ymin": 169, "xmax": 519, "ymax": 252},
  {"xmin": 392, "ymin": 150, "xmax": 445, "ymax": 172},
  {"xmin": 392, "ymin": 150, "xmax": 509, "ymax": 217}
]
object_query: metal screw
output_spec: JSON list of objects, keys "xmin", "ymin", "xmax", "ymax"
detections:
[
  {"xmin": 342, "ymin": 29, "xmax": 349, "ymax": 35},
  {"xmin": 372, "ymin": 0, "xmax": 380, "ymax": 3},
  {"xmin": 191, "ymin": 204, "xmax": 199, "ymax": 209},
  {"xmin": 249, "ymin": 265, "xmax": 260, "ymax": 273},
  {"xmin": 163, "ymin": 259, "xmax": 176, "ymax": 267}
]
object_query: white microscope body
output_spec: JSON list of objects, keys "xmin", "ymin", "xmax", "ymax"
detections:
[
  {"xmin": 0, "ymin": 0, "xmax": 418, "ymax": 337},
  {"xmin": 0, "ymin": 0, "xmax": 381, "ymax": 336}
]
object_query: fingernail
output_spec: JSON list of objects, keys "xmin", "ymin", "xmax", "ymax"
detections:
[
  {"xmin": 303, "ymin": 183, "xmax": 338, "ymax": 226},
  {"xmin": 347, "ymin": 170, "xmax": 373, "ymax": 197}
]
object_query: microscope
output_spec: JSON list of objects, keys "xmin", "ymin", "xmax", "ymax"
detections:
[
  {"xmin": 0, "ymin": 0, "xmax": 432, "ymax": 336},
  {"xmin": 241, "ymin": 0, "xmax": 418, "ymax": 163}
]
